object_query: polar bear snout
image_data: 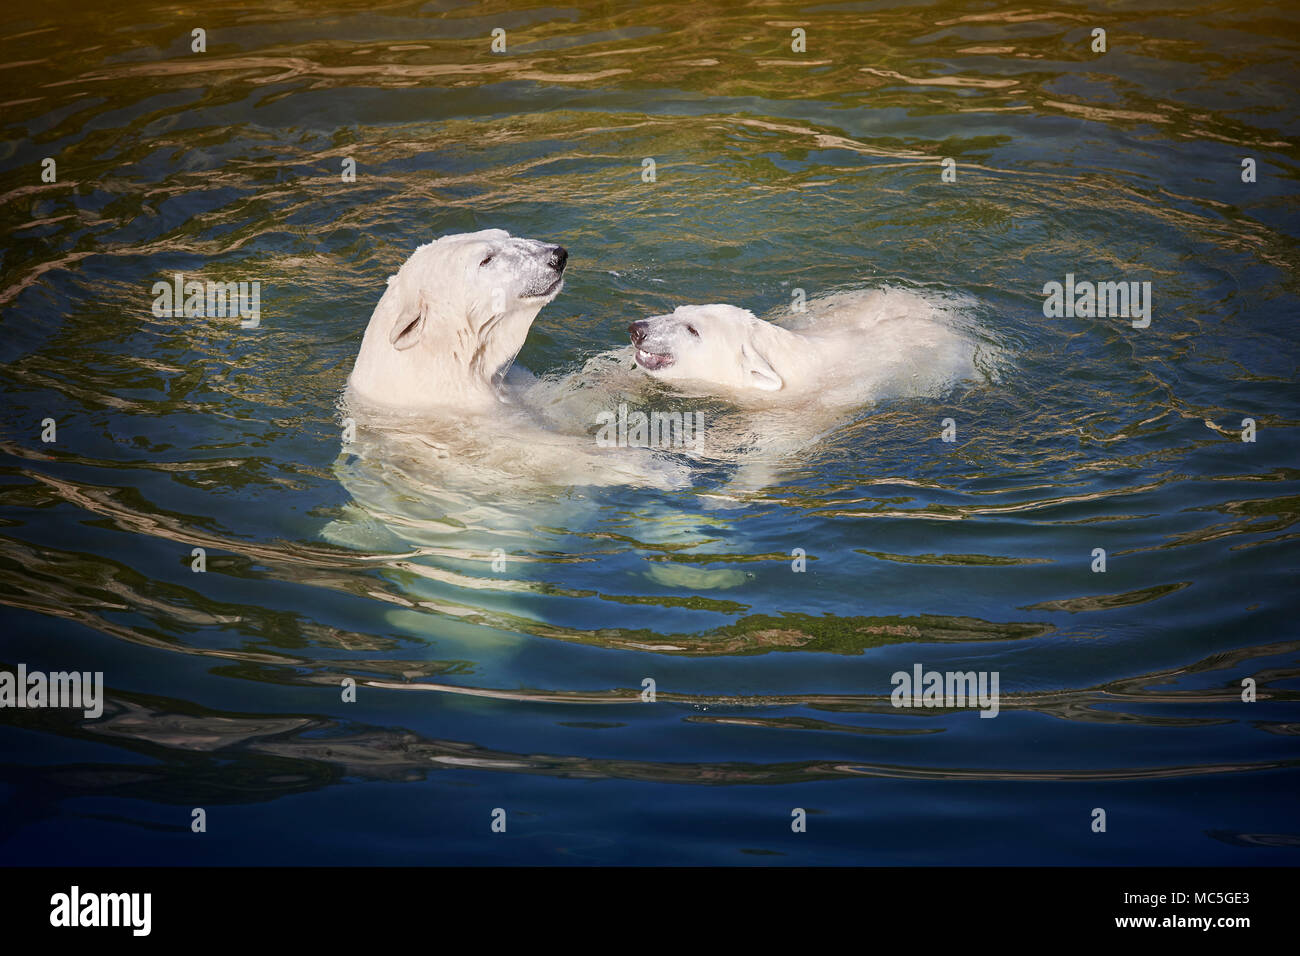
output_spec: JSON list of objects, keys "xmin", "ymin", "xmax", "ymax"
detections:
[
  {"xmin": 629, "ymin": 317, "xmax": 677, "ymax": 371},
  {"xmin": 519, "ymin": 242, "xmax": 567, "ymax": 298}
]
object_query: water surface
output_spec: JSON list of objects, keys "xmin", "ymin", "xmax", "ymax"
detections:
[{"xmin": 1, "ymin": 0, "xmax": 1298, "ymax": 865}]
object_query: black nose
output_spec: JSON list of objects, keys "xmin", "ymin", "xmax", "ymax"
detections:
[
  {"xmin": 628, "ymin": 320, "xmax": 647, "ymax": 346},
  {"xmin": 548, "ymin": 246, "xmax": 567, "ymax": 272}
]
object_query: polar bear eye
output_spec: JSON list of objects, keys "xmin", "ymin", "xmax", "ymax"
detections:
[
  {"xmin": 686, "ymin": 325, "xmax": 700, "ymax": 337},
  {"xmin": 479, "ymin": 254, "xmax": 495, "ymax": 267}
]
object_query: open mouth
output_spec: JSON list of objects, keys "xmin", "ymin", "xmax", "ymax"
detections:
[{"xmin": 635, "ymin": 347, "xmax": 674, "ymax": 371}]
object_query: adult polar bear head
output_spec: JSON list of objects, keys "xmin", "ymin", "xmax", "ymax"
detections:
[{"xmin": 347, "ymin": 229, "xmax": 567, "ymax": 411}]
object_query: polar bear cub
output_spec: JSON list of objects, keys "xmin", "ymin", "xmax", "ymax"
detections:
[{"xmin": 628, "ymin": 289, "xmax": 979, "ymax": 405}]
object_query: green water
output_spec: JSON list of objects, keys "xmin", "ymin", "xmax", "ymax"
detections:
[{"xmin": 0, "ymin": 0, "xmax": 1297, "ymax": 864}]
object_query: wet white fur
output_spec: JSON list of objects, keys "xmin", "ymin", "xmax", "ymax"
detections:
[
  {"xmin": 347, "ymin": 229, "xmax": 564, "ymax": 413},
  {"xmin": 632, "ymin": 288, "xmax": 978, "ymax": 407}
]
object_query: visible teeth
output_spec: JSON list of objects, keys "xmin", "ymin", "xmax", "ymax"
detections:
[{"xmin": 635, "ymin": 348, "xmax": 672, "ymax": 370}]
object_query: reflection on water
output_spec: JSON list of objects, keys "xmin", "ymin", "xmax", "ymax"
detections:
[{"xmin": 0, "ymin": 0, "xmax": 1298, "ymax": 864}]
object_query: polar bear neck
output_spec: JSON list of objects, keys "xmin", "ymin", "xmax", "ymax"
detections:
[
  {"xmin": 348, "ymin": 297, "xmax": 545, "ymax": 413},
  {"xmin": 747, "ymin": 318, "xmax": 821, "ymax": 386}
]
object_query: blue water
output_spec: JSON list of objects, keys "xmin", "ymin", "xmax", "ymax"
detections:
[{"xmin": 1, "ymin": 1, "xmax": 1298, "ymax": 865}]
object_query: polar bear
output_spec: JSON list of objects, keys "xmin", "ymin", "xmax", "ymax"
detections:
[
  {"xmin": 620, "ymin": 288, "xmax": 991, "ymax": 500},
  {"xmin": 338, "ymin": 229, "xmax": 690, "ymax": 496},
  {"xmin": 347, "ymin": 229, "xmax": 567, "ymax": 412},
  {"xmin": 627, "ymin": 288, "xmax": 980, "ymax": 407}
]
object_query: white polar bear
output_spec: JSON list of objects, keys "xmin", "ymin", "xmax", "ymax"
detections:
[
  {"xmin": 627, "ymin": 288, "xmax": 981, "ymax": 407},
  {"xmin": 347, "ymin": 229, "xmax": 567, "ymax": 412},
  {"xmin": 338, "ymin": 229, "xmax": 689, "ymax": 497},
  {"xmin": 620, "ymin": 288, "xmax": 991, "ymax": 499}
]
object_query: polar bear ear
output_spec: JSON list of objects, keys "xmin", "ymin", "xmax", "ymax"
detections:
[
  {"xmin": 740, "ymin": 342, "xmax": 782, "ymax": 391},
  {"xmin": 389, "ymin": 292, "xmax": 429, "ymax": 350}
]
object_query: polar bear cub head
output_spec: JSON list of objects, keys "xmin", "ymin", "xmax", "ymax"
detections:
[
  {"xmin": 348, "ymin": 229, "xmax": 567, "ymax": 412},
  {"xmin": 628, "ymin": 304, "xmax": 784, "ymax": 393}
]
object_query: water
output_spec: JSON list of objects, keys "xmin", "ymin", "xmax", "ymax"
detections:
[{"xmin": 1, "ymin": 1, "xmax": 1298, "ymax": 865}]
